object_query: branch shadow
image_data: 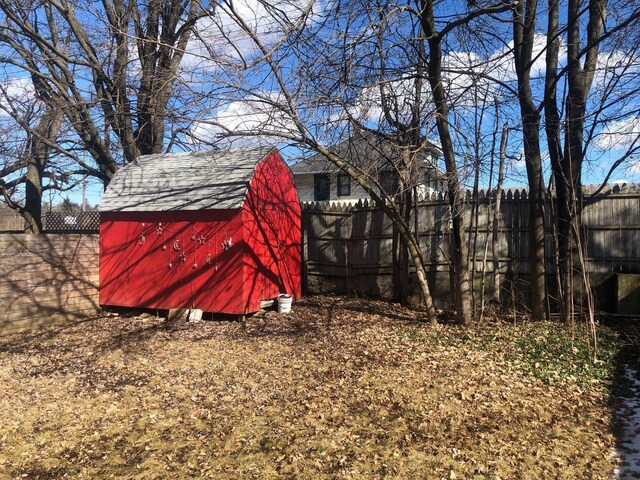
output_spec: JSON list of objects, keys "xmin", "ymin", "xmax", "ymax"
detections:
[{"xmin": 0, "ymin": 233, "xmax": 100, "ymax": 335}]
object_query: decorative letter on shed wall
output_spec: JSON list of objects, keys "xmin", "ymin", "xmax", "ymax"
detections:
[{"xmin": 98, "ymin": 147, "xmax": 301, "ymax": 315}]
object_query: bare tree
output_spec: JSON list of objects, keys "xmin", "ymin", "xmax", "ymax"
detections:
[
  {"xmin": 540, "ymin": 0, "xmax": 640, "ymax": 323},
  {"xmin": 0, "ymin": 0, "xmax": 212, "ymax": 186},
  {"xmin": 416, "ymin": 0, "xmax": 473, "ymax": 324},
  {"xmin": 0, "ymin": 73, "xmax": 74, "ymax": 232}
]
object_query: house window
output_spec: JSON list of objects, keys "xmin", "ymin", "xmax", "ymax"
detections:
[
  {"xmin": 380, "ymin": 172, "xmax": 399, "ymax": 195},
  {"xmin": 314, "ymin": 174, "xmax": 330, "ymax": 201},
  {"xmin": 337, "ymin": 173, "xmax": 351, "ymax": 197}
]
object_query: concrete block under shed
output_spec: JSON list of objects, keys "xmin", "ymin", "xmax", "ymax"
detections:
[
  {"xmin": 188, "ymin": 309, "xmax": 203, "ymax": 323},
  {"xmin": 616, "ymin": 274, "xmax": 640, "ymax": 316}
]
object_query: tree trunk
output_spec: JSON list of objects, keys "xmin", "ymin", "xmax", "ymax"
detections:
[
  {"xmin": 522, "ymin": 111, "xmax": 548, "ymax": 322},
  {"xmin": 492, "ymin": 123, "xmax": 508, "ymax": 301},
  {"xmin": 394, "ymin": 189, "xmax": 412, "ymax": 305},
  {"xmin": 23, "ymin": 161, "xmax": 43, "ymax": 233},
  {"xmin": 544, "ymin": 0, "xmax": 570, "ymax": 320},
  {"xmin": 512, "ymin": 0, "xmax": 549, "ymax": 321},
  {"xmin": 553, "ymin": 0, "xmax": 606, "ymax": 320},
  {"xmin": 24, "ymin": 93, "xmax": 64, "ymax": 233},
  {"xmin": 418, "ymin": 0, "xmax": 473, "ymax": 325},
  {"xmin": 316, "ymin": 145, "xmax": 439, "ymax": 322},
  {"xmin": 230, "ymin": 0, "xmax": 441, "ymax": 322}
]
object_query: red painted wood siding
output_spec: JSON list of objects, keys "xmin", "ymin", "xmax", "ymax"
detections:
[
  {"xmin": 243, "ymin": 150, "xmax": 302, "ymax": 312},
  {"xmin": 100, "ymin": 210, "xmax": 247, "ymax": 313}
]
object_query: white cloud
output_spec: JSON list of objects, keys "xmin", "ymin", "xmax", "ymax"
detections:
[
  {"xmin": 351, "ymin": 34, "xmax": 569, "ymax": 125},
  {"xmin": 594, "ymin": 49, "xmax": 640, "ymax": 90},
  {"xmin": 0, "ymin": 77, "xmax": 35, "ymax": 115},
  {"xmin": 594, "ymin": 117, "xmax": 640, "ymax": 150},
  {"xmin": 118, "ymin": 1, "xmax": 323, "ymax": 78},
  {"xmin": 486, "ymin": 33, "xmax": 567, "ymax": 85},
  {"xmin": 628, "ymin": 159, "xmax": 640, "ymax": 177},
  {"xmin": 352, "ymin": 52, "xmax": 498, "ymax": 125},
  {"xmin": 511, "ymin": 149, "xmax": 526, "ymax": 170},
  {"xmin": 353, "ymin": 78, "xmax": 420, "ymax": 124},
  {"xmin": 182, "ymin": 0, "xmax": 322, "ymax": 70},
  {"xmin": 442, "ymin": 50, "xmax": 500, "ymax": 108},
  {"xmin": 190, "ymin": 93, "xmax": 297, "ymax": 147}
]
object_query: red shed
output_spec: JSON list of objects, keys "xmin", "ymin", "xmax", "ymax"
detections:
[{"xmin": 98, "ymin": 147, "xmax": 301, "ymax": 315}]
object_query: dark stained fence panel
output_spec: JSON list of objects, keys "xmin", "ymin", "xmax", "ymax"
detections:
[{"xmin": 302, "ymin": 187, "xmax": 640, "ymax": 303}]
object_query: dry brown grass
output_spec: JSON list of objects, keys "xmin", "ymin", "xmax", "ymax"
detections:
[{"xmin": 0, "ymin": 296, "xmax": 618, "ymax": 479}]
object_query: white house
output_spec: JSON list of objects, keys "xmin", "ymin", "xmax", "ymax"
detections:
[{"xmin": 291, "ymin": 132, "xmax": 445, "ymax": 203}]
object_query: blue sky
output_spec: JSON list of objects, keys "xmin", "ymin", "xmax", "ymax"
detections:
[{"xmin": 3, "ymin": 0, "xmax": 640, "ymax": 208}]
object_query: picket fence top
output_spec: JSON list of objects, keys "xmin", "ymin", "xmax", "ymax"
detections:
[{"xmin": 301, "ymin": 183, "xmax": 640, "ymax": 211}]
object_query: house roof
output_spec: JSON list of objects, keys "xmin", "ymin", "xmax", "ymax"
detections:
[
  {"xmin": 290, "ymin": 132, "xmax": 443, "ymax": 177},
  {"xmin": 99, "ymin": 147, "xmax": 274, "ymax": 212}
]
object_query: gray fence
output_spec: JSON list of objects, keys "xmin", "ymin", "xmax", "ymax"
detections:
[{"xmin": 302, "ymin": 184, "xmax": 640, "ymax": 311}]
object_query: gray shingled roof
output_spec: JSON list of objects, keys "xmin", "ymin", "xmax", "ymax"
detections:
[
  {"xmin": 290, "ymin": 132, "xmax": 443, "ymax": 176},
  {"xmin": 99, "ymin": 147, "xmax": 274, "ymax": 212}
]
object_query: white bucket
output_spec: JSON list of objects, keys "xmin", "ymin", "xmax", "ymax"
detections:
[{"xmin": 277, "ymin": 294, "xmax": 293, "ymax": 313}]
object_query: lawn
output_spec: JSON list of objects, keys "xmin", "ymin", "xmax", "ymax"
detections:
[{"xmin": 0, "ymin": 296, "xmax": 625, "ymax": 479}]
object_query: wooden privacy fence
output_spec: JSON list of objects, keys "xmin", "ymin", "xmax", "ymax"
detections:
[
  {"xmin": 302, "ymin": 184, "xmax": 640, "ymax": 309},
  {"xmin": 1, "ymin": 184, "xmax": 638, "ymax": 335},
  {"xmin": 0, "ymin": 234, "xmax": 100, "ymax": 334}
]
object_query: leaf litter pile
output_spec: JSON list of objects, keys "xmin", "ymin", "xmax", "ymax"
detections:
[{"xmin": 0, "ymin": 296, "xmax": 625, "ymax": 479}]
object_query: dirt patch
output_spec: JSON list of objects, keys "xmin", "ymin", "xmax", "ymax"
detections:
[{"xmin": 0, "ymin": 296, "xmax": 619, "ymax": 479}]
